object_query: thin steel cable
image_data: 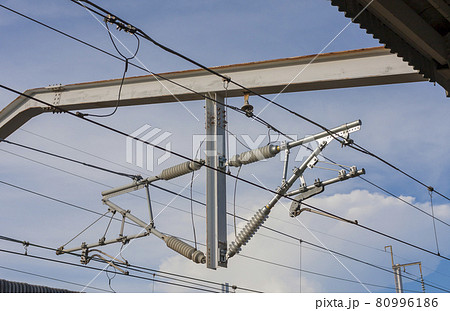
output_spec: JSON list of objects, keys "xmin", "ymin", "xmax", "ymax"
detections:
[
  {"xmin": 1, "ymin": 139, "xmax": 139, "ymax": 180},
  {"xmin": 0, "ymin": 179, "xmax": 140, "ymax": 232},
  {"xmin": 6, "ymin": 1, "xmax": 448, "ymax": 200},
  {"xmin": 61, "ymin": 210, "xmax": 110, "ymax": 248},
  {"xmin": 2, "ymin": 172, "xmax": 449, "ymax": 293},
  {"xmin": 429, "ymin": 189, "xmax": 440, "ymax": 255},
  {"xmin": 360, "ymin": 176, "xmax": 450, "ymax": 227},
  {"xmin": 1, "ymin": 135, "xmax": 448, "ymax": 272},
  {"xmin": 6, "ymin": 0, "xmax": 447, "ymax": 214},
  {"xmin": 0, "ymin": 235, "xmax": 260, "ymax": 293},
  {"xmin": 0, "ymin": 3, "xmax": 284, "ymax": 137},
  {"xmin": 0, "ymin": 248, "xmax": 220, "ymax": 293},
  {"xmin": 233, "ymin": 166, "xmax": 242, "ymax": 238},
  {"xmin": 188, "ymin": 139, "xmax": 205, "ymax": 250},
  {"xmin": 6, "ymin": 135, "xmax": 448, "ymax": 262},
  {"xmin": 70, "ymin": 1, "xmax": 450, "ymax": 201},
  {"xmin": 299, "ymin": 239, "xmax": 302, "ymax": 293},
  {"xmin": 0, "ymin": 236, "xmax": 404, "ymax": 293},
  {"xmin": 105, "ymin": 264, "xmax": 117, "ymax": 293},
  {"xmin": 79, "ymin": 21, "xmax": 140, "ymax": 118},
  {"xmin": 102, "ymin": 211, "xmax": 116, "ymax": 241},
  {"xmin": 300, "ymin": 144, "xmax": 450, "ymax": 227},
  {"xmin": 189, "ymin": 171, "xmax": 198, "ymax": 250},
  {"xmin": 0, "ymin": 86, "xmax": 449, "ymax": 263},
  {"xmin": 351, "ymin": 142, "xmax": 450, "ymax": 202},
  {"xmin": 1, "ymin": 132, "xmax": 446, "ymax": 268},
  {"xmin": 3, "ymin": 232, "xmax": 448, "ymax": 293},
  {"xmin": 1, "ymin": 235, "xmax": 228, "ymax": 292},
  {"xmin": 237, "ymin": 253, "xmax": 422, "ymax": 293}
]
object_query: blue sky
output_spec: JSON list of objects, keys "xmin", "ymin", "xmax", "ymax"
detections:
[{"xmin": 0, "ymin": 0, "xmax": 449, "ymax": 294}]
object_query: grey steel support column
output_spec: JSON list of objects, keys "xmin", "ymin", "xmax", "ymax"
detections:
[{"xmin": 205, "ymin": 93, "xmax": 227, "ymax": 269}]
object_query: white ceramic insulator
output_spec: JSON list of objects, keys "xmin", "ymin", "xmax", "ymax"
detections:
[
  {"xmin": 165, "ymin": 236, "xmax": 206, "ymax": 264},
  {"xmin": 159, "ymin": 160, "xmax": 203, "ymax": 180},
  {"xmin": 227, "ymin": 206, "xmax": 271, "ymax": 259}
]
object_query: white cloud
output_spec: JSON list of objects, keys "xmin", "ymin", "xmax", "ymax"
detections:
[{"xmin": 156, "ymin": 189, "xmax": 449, "ymax": 293}]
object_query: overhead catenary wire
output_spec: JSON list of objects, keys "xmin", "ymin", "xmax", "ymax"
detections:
[
  {"xmin": 351, "ymin": 142, "xmax": 450, "ymax": 202},
  {"xmin": 0, "ymin": 248, "xmax": 221, "ymax": 293},
  {"xmin": 0, "ymin": 235, "xmax": 413, "ymax": 293},
  {"xmin": 15, "ymin": 128, "xmax": 209, "ymax": 200},
  {"xmin": 78, "ymin": 21, "xmax": 141, "ymax": 118},
  {"xmin": 2, "ymin": 166, "xmax": 447, "ymax": 293},
  {"xmin": 67, "ymin": 2, "xmax": 450, "ymax": 262},
  {"xmin": 1, "ymin": 1, "xmax": 448, "ymax": 292},
  {"xmin": 0, "ymin": 84, "xmax": 448, "ymax": 264},
  {"xmin": 315, "ymin": 151, "xmax": 450, "ymax": 228},
  {"xmin": 69, "ymin": 0, "xmax": 450, "ymax": 202},
  {"xmin": 150, "ymin": 235, "xmax": 448, "ymax": 293},
  {"xmin": 360, "ymin": 176, "xmax": 450, "ymax": 228},
  {"xmin": 3, "ymin": 1, "xmax": 447, "ymax": 213},
  {"xmin": 0, "ymin": 151, "xmax": 352, "ymax": 256},
  {"xmin": 237, "ymin": 254, "xmax": 418, "ymax": 293},
  {"xmin": 0, "ymin": 139, "xmax": 139, "ymax": 180},
  {"xmin": 1, "ymin": 144, "xmax": 446, "ymax": 276},
  {"xmin": 11, "ymin": 127, "xmax": 450, "ymax": 242},
  {"xmin": 1, "ymin": 175, "xmax": 448, "ymax": 293},
  {"xmin": 0, "ymin": 238, "xmax": 234, "ymax": 293}
]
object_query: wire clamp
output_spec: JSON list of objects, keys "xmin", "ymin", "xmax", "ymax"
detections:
[{"xmin": 23, "ymin": 241, "xmax": 29, "ymax": 255}]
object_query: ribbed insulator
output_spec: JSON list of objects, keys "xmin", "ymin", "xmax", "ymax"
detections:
[
  {"xmin": 228, "ymin": 145, "xmax": 278, "ymax": 167},
  {"xmin": 159, "ymin": 160, "xmax": 203, "ymax": 180},
  {"xmin": 165, "ymin": 236, "xmax": 206, "ymax": 264},
  {"xmin": 227, "ymin": 206, "xmax": 271, "ymax": 259}
]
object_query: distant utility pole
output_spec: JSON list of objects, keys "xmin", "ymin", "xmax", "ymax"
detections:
[{"xmin": 385, "ymin": 245, "xmax": 425, "ymax": 293}]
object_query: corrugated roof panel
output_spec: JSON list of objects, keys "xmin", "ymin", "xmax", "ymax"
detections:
[
  {"xmin": 0, "ymin": 278, "xmax": 75, "ymax": 293},
  {"xmin": 331, "ymin": 0, "xmax": 450, "ymax": 94}
]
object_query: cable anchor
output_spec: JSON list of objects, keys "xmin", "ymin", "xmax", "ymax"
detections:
[{"xmin": 22, "ymin": 241, "xmax": 29, "ymax": 255}]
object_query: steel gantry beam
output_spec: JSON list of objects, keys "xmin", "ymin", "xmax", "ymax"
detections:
[
  {"xmin": 0, "ymin": 46, "xmax": 424, "ymax": 140},
  {"xmin": 0, "ymin": 46, "xmax": 425, "ymax": 269}
]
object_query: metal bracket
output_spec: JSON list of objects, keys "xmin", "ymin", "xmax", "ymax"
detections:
[
  {"xmin": 288, "ymin": 166, "xmax": 365, "ymax": 218},
  {"xmin": 289, "ymin": 185, "xmax": 325, "ymax": 217}
]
